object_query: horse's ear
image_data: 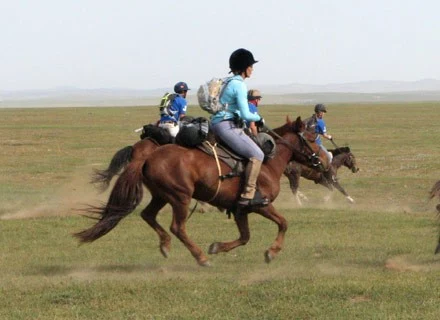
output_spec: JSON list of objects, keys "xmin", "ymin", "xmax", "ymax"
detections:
[{"xmin": 295, "ymin": 116, "xmax": 304, "ymax": 130}]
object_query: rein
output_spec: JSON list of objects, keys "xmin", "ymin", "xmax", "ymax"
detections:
[{"xmin": 329, "ymin": 137, "xmax": 340, "ymax": 149}]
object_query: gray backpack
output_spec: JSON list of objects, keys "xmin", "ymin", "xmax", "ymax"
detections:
[{"xmin": 197, "ymin": 78, "xmax": 231, "ymax": 114}]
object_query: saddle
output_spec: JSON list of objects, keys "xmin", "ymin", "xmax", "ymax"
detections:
[
  {"xmin": 197, "ymin": 140, "xmax": 246, "ymax": 180},
  {"xmin": 140, "ymin": 120, "xmax": 275, "ymax": 181},
  {"xmin": 196, "ymin": 129, "xmax": 276, "ymax": 180}
]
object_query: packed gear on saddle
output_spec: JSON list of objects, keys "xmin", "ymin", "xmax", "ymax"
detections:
[
  {"xmin": 252, "ymin": 133, "xmax": 276, "ymax": 160},
  {"xmin": 139, "ymin": 124, "xmax": 174, "ymax": 145},
  {"xmin": 175, "ymin": 117, "xmax": 210, "ymax": 148},
  {"xmin": 197, "ymin": 78, "xmax": 232, "ymax": 114}
]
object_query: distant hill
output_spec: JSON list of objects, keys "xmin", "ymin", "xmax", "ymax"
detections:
[
  {"xmin": 256, "ymin": 78, "xmax": 440, "ymax": 94},
  {"xmin": 1, "ymin": 79, "xmax": 440, "ymax": 108}
]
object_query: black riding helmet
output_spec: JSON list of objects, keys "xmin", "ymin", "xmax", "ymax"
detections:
[
  {"xmin": 229, "ymin": 48, "xmax": 258, "ymax": 73},
  {"xmin": 174, "ymin": 82, "xmax": 190, "ymax": 94},
  {"xmin": 314, "ymin": 103, "xmax": 327, "ymax": 113}
]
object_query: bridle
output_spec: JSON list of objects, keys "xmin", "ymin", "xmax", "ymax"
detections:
[{"xmin": 263, "ymin": 126, "xmax": 325, "ymax": 171}]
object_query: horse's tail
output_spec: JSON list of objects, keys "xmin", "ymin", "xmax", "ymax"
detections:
[
  {"xmin": 90, "ymin": 146, "xmax": 133, "ymax": 191},
  {"xmin": 75, "ymin": 158, "xmax": 144, "ymax": 243}
]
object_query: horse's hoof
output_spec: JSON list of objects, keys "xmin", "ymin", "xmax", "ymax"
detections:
[
  {"xmin": 346, "ymin": 196, "xmax": 355, "ymax": 204},
  {"xmin": 208, "ymin": 242, "xmax": 220, "ymax": 255},
  {"xmin": 264, "ymin": 250, "xmax": 273, "ymax": 264},
  {"xmin": 435, "ymin": 244, "xmax": 440, "ymax": 255},
  {"xmin": 160, "ymin": 245, "xmax": 169, "ymax": 258},
  {"xmin": 199, "ymin": 260, "xmax": 212, "ymax": 267}
]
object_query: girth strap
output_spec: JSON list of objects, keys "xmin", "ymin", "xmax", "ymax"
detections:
[{"xmin": 205, "ymin": 141, "xmax": 222, "ymax": 203}]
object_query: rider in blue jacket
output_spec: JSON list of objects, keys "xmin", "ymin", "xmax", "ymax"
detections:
[
  {"xmin": 307, "ymin": 103, "xmax": 333, "ymax": 163},
  {"xmin": 158, "ymin": 82, "xmax": 189, "ymax": 137}
]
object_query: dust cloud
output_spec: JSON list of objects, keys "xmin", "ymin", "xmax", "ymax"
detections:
[{"xmin": 0, "ymin": 165, "xmax": 110, "ymax": 220}]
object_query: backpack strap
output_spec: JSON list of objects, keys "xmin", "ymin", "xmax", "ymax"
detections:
[{"xmin": 219, "ymin": 77, "xmax": 233, "ymax": 112}]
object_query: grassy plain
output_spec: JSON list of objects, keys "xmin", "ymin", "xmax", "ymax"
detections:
[{"xmin": 1, "ymin": 102, "xmax": 440, "ymax": 319}]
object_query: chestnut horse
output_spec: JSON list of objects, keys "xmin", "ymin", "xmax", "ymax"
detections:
[
  {"xmin": 75, "ymin": 117, "xmax": 327, "ymax": 266},
  {"xmin": 284, "ymin": 147, "xmax": 359, "ymax": 205}
]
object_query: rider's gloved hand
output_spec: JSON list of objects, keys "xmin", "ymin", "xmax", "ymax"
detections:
[
  {"xmin": 255, "ymin": 117, "xmax": 265, "ymax": 129},
  {"xmin": 328, "ymin": 135, "xmax": 333, "ymax": 140}
]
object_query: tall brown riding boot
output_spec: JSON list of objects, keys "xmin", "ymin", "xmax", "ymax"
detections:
[{"xmin": 238, "ymin": 157, "xmax": 270, "ymax": 208}]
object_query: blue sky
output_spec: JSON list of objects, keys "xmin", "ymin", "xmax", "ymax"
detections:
[{"xmin": 1, "ymin": 0, "xmax": 439, "ymax": 90}]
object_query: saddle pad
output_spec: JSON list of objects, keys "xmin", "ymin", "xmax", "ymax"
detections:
[{"xmin": 197, "ymin": 141, "xmax": 245, "ymax": 172}]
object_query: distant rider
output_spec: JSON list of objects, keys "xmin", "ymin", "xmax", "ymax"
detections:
[
  {"xmin": 158, "ymin": 81, "xmax": 189, "ymax": 137},
  {"xmin": 304, "ymin": 103, "xmax": 333, "ymax": 163},
  {"xmin": 246, "ymin": 89, "xmax": 262, "ymax": 136}
]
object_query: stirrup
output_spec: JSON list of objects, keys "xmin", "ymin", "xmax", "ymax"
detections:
[{"xmin": 238, "ymin": 190, "xmax": 270, "ymax": 208}]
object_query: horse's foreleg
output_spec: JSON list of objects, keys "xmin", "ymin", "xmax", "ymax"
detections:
[
  {"xmin": 255, "ymin": 205, "xmax": 288, "ymax": 263},
  {"xmin": 285, "ymin": 170, "xmax": 306, "ymax": 206},
  {"xmin": 295, "ymin": 192, "xmax": 303, "ymax": 206},
  {"xmin": 284, "ymin": 167, "xmax": 301, "ymax": 197},
  {"xmin": 140, "ymin": 197, "xmax": 170, "ymax": 258},
  {"xmin": 332, "ymin": 181, "xmax": 355, "ymax": 204},
  {"xmin": 169, "ymin": 204, "xmax": 210, "ymax": 267},
  {"xmin": 208, "ymin": 213, "xmax": 250, "ymax": 255}
]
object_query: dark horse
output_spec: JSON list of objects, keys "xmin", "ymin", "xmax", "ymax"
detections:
[
  {"xmin": 430, "ymin": 180, "xmax": 440, "ymax": 214},
  {"xmin": 430, "ymin": 180, "xmax": 440, "ymax": 254},
  {"xmin": 284, "ymin": 147, "xmax": 359, "ymax": 205},
  {"xmin": 75, "ymin": 116, "xmax": 328, "ymax": 266}
]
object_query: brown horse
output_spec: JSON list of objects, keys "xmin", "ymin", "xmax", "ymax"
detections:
[
  {"xmin": 90, "ymin": 123, "xmax": 176, "ymax": 191},
  {"xmin": 91, "ymin": 135, "xmax": 214, "ymax": 213},
  {"xmin": 284, "ymin": 147, "xmax": 359, "ymax": 205},
  {"xmin": 75, "ymin": 116, "xmax": 328, "ymax": 266}
]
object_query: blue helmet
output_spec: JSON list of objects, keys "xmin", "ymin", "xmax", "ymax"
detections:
[
  {"xmin": 174, "ymin": 82, "xmax": 190, "ymax": 93},
  {"xmin": 229, "ymin": 48, "xmax": 258, "ymax": 73}
]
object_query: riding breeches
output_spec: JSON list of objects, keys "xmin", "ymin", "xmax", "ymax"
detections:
[{"xmin": 211, "ymin": 120, "xmax": 264, "ymax": 161}]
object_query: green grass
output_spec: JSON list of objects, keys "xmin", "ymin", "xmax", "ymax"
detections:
[{"xmin": 1, "ymin": 103, "xmax": 440, "ymax": 319}]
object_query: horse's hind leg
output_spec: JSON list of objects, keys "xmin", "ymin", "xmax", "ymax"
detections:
[
  {"xmin": 208, "ymin": 213, "xmax": 250, "ymax": 255},
  {"xmin": 169, "ymin": 203, "xmax": 210, "ymax": 267},
  {"xmin": 254, "ymin": 204, "xmax": 288, "ymax": 263},
  {"xmin": 140, "ymin": 197, "xmax": 170, "ymax": 258}
]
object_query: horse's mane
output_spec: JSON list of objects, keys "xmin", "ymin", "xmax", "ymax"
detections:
[
  {"xmin": 329, "ymin": 146, "xmax": 351, "ymax": 157},
  {"xmin": 272, "ymin": 116, "xmax": 316, "ymax": 142}
]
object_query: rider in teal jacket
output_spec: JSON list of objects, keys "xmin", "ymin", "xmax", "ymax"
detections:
[
  {"xmin": 211, "ymin": 75, "xmax": 261, "ymax": 125},
  {"xmin": 210, "ymin": 48, "xmax": 269, "ymax": 210}
]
